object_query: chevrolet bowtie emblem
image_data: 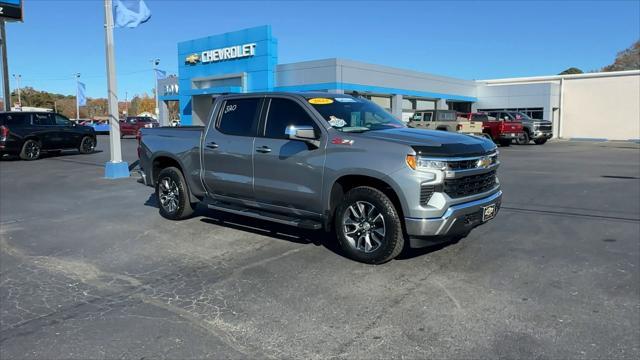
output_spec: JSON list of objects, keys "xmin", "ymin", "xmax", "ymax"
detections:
[
  {"xmin": 477, "ymin": 156, "xmax": 491, "ymax": 169},
  {"xmin": 185, "ymin": 53, "xmax": 200, "ymax": 65}
]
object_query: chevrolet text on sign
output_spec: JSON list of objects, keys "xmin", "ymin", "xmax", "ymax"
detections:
[{"xmin": 201, "ymin": 43, "xmax": 256, "ymax": 63}]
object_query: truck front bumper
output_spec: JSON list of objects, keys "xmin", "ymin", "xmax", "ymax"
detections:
[
  {"xmin": 532, "ymin": 131, "xmax": 553, "ymax": 140},
  {"xmin": 404, "ymin": 190, "xmax": 502, "ymax": 245}
]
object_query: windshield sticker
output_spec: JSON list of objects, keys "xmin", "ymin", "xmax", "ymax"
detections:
[
  {"xmin": 334, "ymin": 97, "xmax": 357, "ymax": 103},
  {"xmin": 308, "ymin": 98, "xmax": 334, "ymax": 105},
  {"xmin": 328, "ymin": 115, "xmax": 347, "ymax": 128},
  {"xmin": 224, "ymin": 104, "xmax": 237, "ymax": 114}
]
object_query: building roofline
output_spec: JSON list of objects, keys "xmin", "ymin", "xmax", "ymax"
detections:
[{"xmin": 478, "ymin": 70, "xmax": 640, "ymax": 84}]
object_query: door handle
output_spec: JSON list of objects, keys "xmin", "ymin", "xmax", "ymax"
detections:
[
  {"xmin": 206, "ymin": 142, "xmax": 219, "ymax": 149},
  {"xmin": 255, "ymin": 146, "xmax": 271, "ymax": 153}
]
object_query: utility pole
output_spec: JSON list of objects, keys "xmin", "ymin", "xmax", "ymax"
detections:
[
  {"xmin": 12, "ymin": 73, "xmax": 20, "ymax": 107},
  {"xmin": 75, "ymin": 73, "xmax": 81, "ymax": 119},
  {"xmin": 1, "ymin": 20, "xmax": 11, "ymax": 111},
  {"xmin": 150, "ymin": 58, "xmax": 159, "ymax": 118},
  {"xmin": 103, "ymin": 0, "xmax": 128, "ymax": 178},
  {"xmin": 125, "ymin": 91, "xmax": 128, "ymax": 115}
]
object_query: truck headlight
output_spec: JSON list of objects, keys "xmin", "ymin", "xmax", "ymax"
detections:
[
  {"xmin": 406, "ymin": 155, "xmax": 445, "ymax": 179},
  {"xmin": 417, "ymin": 158, "xmax": 448, "ymax": 171}
]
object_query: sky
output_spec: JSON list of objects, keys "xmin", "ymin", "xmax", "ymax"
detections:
[{"xmin": 4, "ymin": 0, "xmax": 640, "ymax": 99}]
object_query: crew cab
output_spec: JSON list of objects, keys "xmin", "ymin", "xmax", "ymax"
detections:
[
  {"xmin": 137, "ymin": 93, "xmax": 502, "ymax": 264},
  {"xmin": 120, "ymin": 116, "xmax": 159, "ymax": 138},
  {"xmin": 408, "ymin": 110, "xmax": 483, "ymax": 136},
  {"xmin": 1, "ymin": 111, "xmax": 97, "ymax": 160},
  {"xmin": 459, "ymin": 112, "xmax": 524, "ymax": 147},
  {"xmin": 509, "ymin": 111, "xmax": 553, "ymax": 145}
]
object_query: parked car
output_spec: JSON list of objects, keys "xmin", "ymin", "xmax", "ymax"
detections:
[
  {"xmin": 459, "ymin": 112, "xmax": 523, "ymax": 147},
  {"xmin": 408, "ymin": 110, "xmax": 484, "ymax": 136},
  {"xmin": 0, "ymin": 112, "xmax": 96, "ymax": 160},
  {"xmin": 137, "ymin": 93, "xmax": 502, "ymax": 264},
  {"xmin": 120, "ymin": 116, "xmax": 159, "ymax": 138},
  {"xmin": 508, "ymin": 111, "xmax": 553, "ymax": 145},
  {"xmin": 80, "ymin": 120, "xmax": 110, "ymax": 134}
]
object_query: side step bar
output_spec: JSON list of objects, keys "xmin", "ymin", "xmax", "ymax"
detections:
[{"xmin": 205, "ymin": 200, "xmax": 322, "ymax": 230}]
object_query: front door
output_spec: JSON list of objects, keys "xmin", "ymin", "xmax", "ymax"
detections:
[
  {"xmin": 253, "ymin": 97, "xmax": 326, "ymax": 216},
  {"xmin": 53, "ymin": 114, "xmax": 78, "ymax": 147},
  {"xmin": 201, "ymin": 97, "xmax": 262, "ymax": 201}
]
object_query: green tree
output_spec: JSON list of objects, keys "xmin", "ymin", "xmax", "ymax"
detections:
[
  {"xmin": 558, "ymin": 67, "xmax": 584, "ymax": 75},
  {"xmin": 602, "ymin": 40, "xmax": 640, "ymax": 72}
]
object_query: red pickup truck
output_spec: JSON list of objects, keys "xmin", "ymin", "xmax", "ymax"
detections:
[
  {"xmin": 119, "ymin": 116, "xmax": 159, "ymax": 138},
  {"xmin": 459, "ymin": 112, "xmax": 523, "ymax": 147}
]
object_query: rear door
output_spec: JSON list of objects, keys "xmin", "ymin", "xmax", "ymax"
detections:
[
  {"xmin": 499, "ymin": 112, "xmax": 523, "ymax": 134},
  {"xmin": 121, "ymin": 118, "xmax": 137, "ymax": 136},
  {"xmin": 31, "ymin": 113, "xmax": 64, "ymax": 149},
  {"xmin": 201, "ymin": 97, "xmax": 262, "ymax": 201},
  {"xmin": 252, "ymin": 96, "xmax": 327, "ymax": 215}
]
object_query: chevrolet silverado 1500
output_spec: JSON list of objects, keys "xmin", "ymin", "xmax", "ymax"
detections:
[{"xmin": 137, "ymin": 93, "xmax": 502, "ymax": 264}]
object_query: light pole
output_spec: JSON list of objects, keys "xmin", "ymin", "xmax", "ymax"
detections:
[
  {"xmin": 150, "ymin": 58, "xmax": 159, "ymax": 118},
  {"xmin": 75, "ymin": 73, "xmax": 81, "ymax": 119},
  {"xmin": 12, "ymin": 73, "xmax": 20, "ymax": 107},
  {"xmin": 103, "ymin": 0, "xmax": 127, "ymax": 178},
  {"xmin": 124, "ymin": 91, "xmax": 128, "ymax": 115}
]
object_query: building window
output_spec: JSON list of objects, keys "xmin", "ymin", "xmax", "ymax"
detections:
[
  {"xmin": 369, "ymin": 96, "xmax": 391, "ymax": 111},
  {"xmin": 416, "ymin": 100, "xmax": 436, "ymax": 110}
]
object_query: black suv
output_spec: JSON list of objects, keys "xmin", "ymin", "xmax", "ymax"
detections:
[{"xmin": 0, "ymin": 112, "xmax": 97, "ymax": 160}]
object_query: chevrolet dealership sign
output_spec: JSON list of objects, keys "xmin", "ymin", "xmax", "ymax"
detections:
[
  {"xmin": 186, "ymin": 43, "xmax": 256, "ymax": 65},
  {"xmin": 0, "ymin": 0, "xmax": 23, "ymax": 21}
]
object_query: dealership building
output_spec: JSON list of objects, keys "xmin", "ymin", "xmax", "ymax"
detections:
[{"xmin": 158, "ymin": 25, "xmax": 640, "ymax": 141}]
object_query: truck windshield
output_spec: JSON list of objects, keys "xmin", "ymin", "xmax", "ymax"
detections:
[
  {"xmin": 514, "ymin": 112, "xmax": 532, "ymax": 120},
  {"xmin": 308, "ymin": 97, "xmax": 406, "ymax": 133}
]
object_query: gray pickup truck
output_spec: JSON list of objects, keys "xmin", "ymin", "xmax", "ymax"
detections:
[
  {"xmin": 138, "ymin": 92, "xmax": 502, "ymax": 264},
  {"xmin": 507, "ymin": 111, "xmax": 553, "ymax": 145}
]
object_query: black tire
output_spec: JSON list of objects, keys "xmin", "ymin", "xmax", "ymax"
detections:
[
  {"xmin": 156, "ymin": 167, "xmax": 194, "ymax": 220},
  {"xmin": 516, "ymin": 131, "xmax": 530, "ymax": 145},
  {"xmin": 78, "ymin": 136, "xmax": 96, "ymax": 154},
  {"xmin": 19, "ymin": 139, "xmax": 41, "ymax": 161},
  {"xmin": 335, "ymin": 186, "xmax": 405, "ymax": 264},
  {"xmin": 534, "ymin": 138, "xmax": 547, "ymax": 145},
  {"xmin": 499, "ymin": 139, "xmax": 511, "ymax": 147}
]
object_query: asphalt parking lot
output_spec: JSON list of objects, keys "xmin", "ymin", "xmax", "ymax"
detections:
[{"xmin": 1, "ymin": 136, "xmax": 639, "ymax": 359}]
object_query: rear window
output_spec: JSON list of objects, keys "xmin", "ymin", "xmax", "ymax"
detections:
[
  {"xmin": 217, "ymin": 98, "xmax": 261, "ymax": 137},
  {"xmin": 471, "ymin": 114, "xmax": 489, "ymax": 121},
  {"xmin": 436, "ymin": 112, "xmax": 457, "ymax": 121},
  {"xmin": 0, "ymin": 113, "xmax": 29, "ymax": 126},
  {"xmin": 33, "ymin": 113, "xmax": 54, "ymax": 126}
]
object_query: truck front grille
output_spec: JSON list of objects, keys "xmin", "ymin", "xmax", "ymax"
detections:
[
  {"xmin": 420, "ymin": 185, "xmax": 435, "ymax": 204},
  {"xmin": 444, "ymin": 170, "xmax": 496, "ymax": 198},
  {"xmin": 537, "ymin": 124, "xmax": 552, "ymax": 131}
]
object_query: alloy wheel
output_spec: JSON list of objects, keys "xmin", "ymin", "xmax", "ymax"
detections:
[
  {"xmin": 158, "ymin": 177, "xmax": 180, "ymax": 213},
  {"xmin": 25, "ymin": 142, "xmax": 40, "ymax": 159},
  {"xmin": 81, "ymin": 137, "xmax": 95, "ymax": 153},
  {"xmin": 342, "ymin": 201, "xmax": 386, "ymax": 253}
]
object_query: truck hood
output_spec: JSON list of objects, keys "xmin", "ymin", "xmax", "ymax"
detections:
[{"xmin": 358, "ymin": 128, "xmax": 497, "ymax": 157}]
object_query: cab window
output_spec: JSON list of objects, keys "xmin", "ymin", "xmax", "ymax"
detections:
[
  {"xmin": 264, "ymin": 98, "xmax": 318, "ymax": 139},
  {"xmin": 54, "ymin": 114, "xmax": 72, "ymax": 126},
  {"xmin": 33, "ymin": 113, "xmax": 54, "ymax": 126},
  {"xmin": 217, "ymin": 98, "xmax": 260, "ymax": 137}
]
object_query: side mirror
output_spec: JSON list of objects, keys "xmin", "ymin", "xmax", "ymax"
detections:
[{"xmin": 285, "ymin": 125, "xmax": 319, "ymax": 148}]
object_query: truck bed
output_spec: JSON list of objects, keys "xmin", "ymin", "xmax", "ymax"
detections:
[{"xmin": 138, "ymin": 126, "xmax": 205, "ymax": 197}]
